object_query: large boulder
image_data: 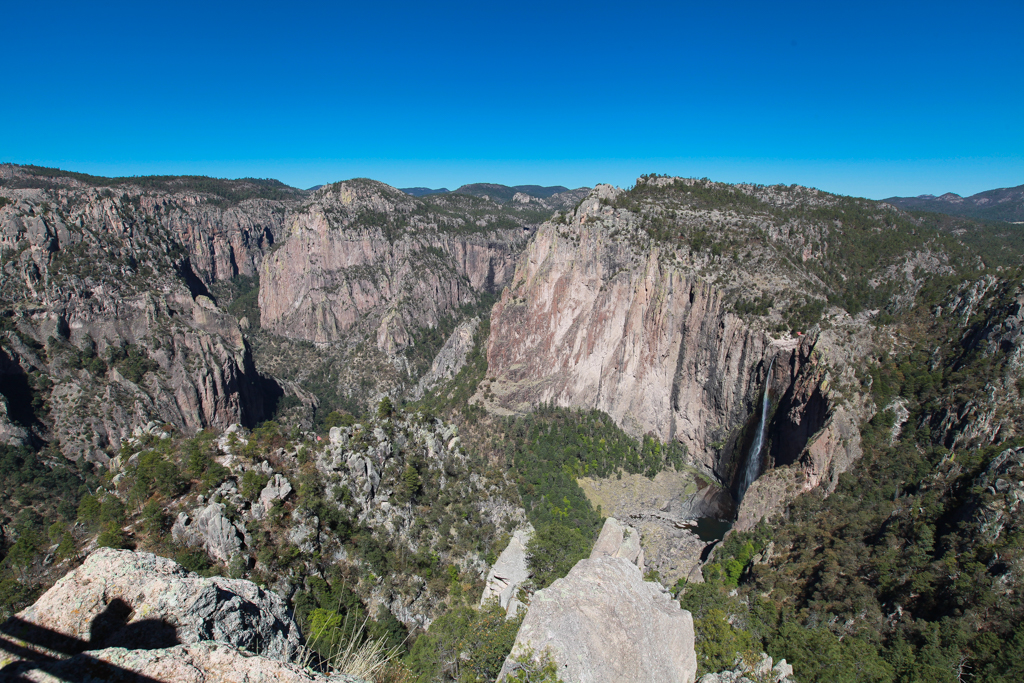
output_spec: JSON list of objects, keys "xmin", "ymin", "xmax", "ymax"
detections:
[
  {"xmin": 480, "ymin": 524, "xmax": 534, "ymax": 613},
  {"xmin": 3, "ymin": 548, "xmax": 300, "ymax": 661},
  {"xmin": 171, "ymin": 503, "xmax": 245, "ymax": 563},
  {"xmin": 0, "ymin": 641, "xmax": 367, "ymax": 683},
  {"xmin": 498, "ymin": 556, "xmax": 697, "ymax": 683},
  {"xmin": 590, "ymin": 517, "xmax": 644, "ymax": 569}
]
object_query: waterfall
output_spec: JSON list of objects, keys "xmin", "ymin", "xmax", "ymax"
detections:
[{"xmin": 738, "ymin": 357, "xmax": 774, "ymax": 504}]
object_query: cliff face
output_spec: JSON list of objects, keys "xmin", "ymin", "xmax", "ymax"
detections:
[
  {"xmin": 258, "ymin": 180, "xmax": 530, "ymax": 354},
  {"xmin": 486, "ymin": 182, "xmax": 871, "ymax": 523},
  {"xmin": 0, "ymin": 169, "xmax": 287, "ymax": 461}
]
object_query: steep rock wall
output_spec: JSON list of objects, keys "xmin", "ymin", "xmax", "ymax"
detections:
[
  {"xmin": 259, "ymin": 181, "xmax": 527, "ymax": 351},
  {"xmin": 486, "ymin": 187, "xmax": 861, "ymax": 523},
  {"xmin": 0, "ymin": 183, "xmax": 272, "ymax": 461}
]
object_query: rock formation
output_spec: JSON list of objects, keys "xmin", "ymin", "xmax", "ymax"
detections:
[
  {"xmin": 699, "ymin": 653, "xmax": 795, "ymax": 683},
  {"xmin": 0, "ymin": 547, "xmax": 357, "ymax": 682},
  {"xmin": 590, "ymin": 516, "xmax": 645, "ymax": 569},
  {"xmin": 0, "ymin": 168, "xmax": 285, "ymax": 461},
  {"xmin": 498, "ymin": 549, "xmax": 697, "ymax": 683},
  {"xmin": 411, "ymin": 317, "xmax": 481, "ymax": 399},
  {"xmin": 485, "ymin": 180, "xmax": 870, "ymax": 527},
  {"xmin": 0, "ymin": 641, "xmax": 368, "ymax": 683},
  {"xmin": 257, "ymin": 179, "xmax": 530, "ymax": 353},
  {"xmin": 8, "ymin": 547, "xmax": 300, "ymax": 660},
  {"xmin": 479, "ymin": 524, "xmax": 534, "ymax": 615}
]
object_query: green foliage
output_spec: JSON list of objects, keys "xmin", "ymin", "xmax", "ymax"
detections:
[
  {"xmin": 325, "ymin": 411, "xmax": 357, "ymax": 429},
  {"xmin": 9, "ymin": 165, "xmax": 303, "ymax": 205},
  {"xmin": 693, "ymin": 608, "xmax": 758, "ymax": 675},
  {"xmin": 240, "ymin": 470, "xmax": 271, "ymax": 500},
  {"xmin": 405, "ymin": 602, "xmax": 523, "ymax": 682},
  {"xmin": 400, "ymin": 464, "xmax": 422, "ymax": 501},
  {"xmin": 295, "ymin": 570, "xmax": 409, "ymax": 663},
  {"xmin": 106, "ymin": 344, "xmax": 160, "ymax": 384},
  {"xmin": 210, "ymin": 274, "xmax": 261, "ymax": 327},
  {"xmin": 414, "ymin": 317, "xmax": 493, "ymax": 418},
  {"xmin": 377, "ymin": 396, "xmax": 394, "ymax": 419},
  {"xmin": 526, "ymin": 522, "xmax": 591, "ymax": 590},
  {"xmin": 141, "ymin": 498, "xmax": 168, "ymax": 535},
  {"xmin": 77, "ymin": 494, "xmax": 101, "ymax": 523},
  {"xmin": 127, "ymin": 450, "xmax": 185, "ymax": 506},
  {"xmin": 502, "ymin": 648, "xmax": 565, "ymax": 683}
]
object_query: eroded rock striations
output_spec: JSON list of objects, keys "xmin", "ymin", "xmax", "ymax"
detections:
[
  {"xmin": 258, "ymin": 180, "xmax": 530, "ymax": 353},
  {"xmin": 479, "ymin": 523, "xmax": 534, "ymax": 615},
  {"xmin": 485, "ymin": 180, "xmax": 870, "ymax": 527},
  {"xmin": 0, "ymin": 167, "xmax": 291, "ymax": 461}
]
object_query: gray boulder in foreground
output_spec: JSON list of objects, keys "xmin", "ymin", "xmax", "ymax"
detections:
[
  {"xmin": 0, "ymin": 548, "xmax": 371, "ymax": 682},
  {"xmin": 498, "ymin": 555, "xmax": 697, "ymax": 683},
  {"xmin": 4, "ymin": 547, "xmax": 300, "ymax": 662},
  {"xmin": 0, "ymin": 641, "xmax": 368, "ymax": 683}
]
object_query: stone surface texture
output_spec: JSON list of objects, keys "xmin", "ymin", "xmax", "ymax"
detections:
[
  {"xmin": 9, "ymin": 548, "xmax": 300, "ymax": 661},
  {"xmin": 590, "ymin": 517, "xmax": 645, "ymax": 569},
  {"xmin": 0, "ymin": 641, "xmax": 368, "ymax": 683},
  {"xmin": 498, "ymin": 555, "xmax": 697, "ymax": 683},
  {"xmin": 485, "ymin": 179, "xmax": 871, "ymax": 528},
  {"xmin": 480, "ymin": 524, "xmax": 534, "ymax": 611},
  {"xmin": 257, "ymin": 180, "xmax": 528, "ymax": 352}
]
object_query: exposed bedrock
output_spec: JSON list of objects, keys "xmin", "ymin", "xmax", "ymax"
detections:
[
  {"xmin": 486, "ymin": 192, "xmax": 861, "ymax": 526},
  {"xmin": 258, "ymin": 180, "xmax": 528, "ymax": 351}
]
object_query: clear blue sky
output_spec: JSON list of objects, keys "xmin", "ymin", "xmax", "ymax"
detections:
[{"xmin": 2, "ymin": 1, "xmax": 1021, "ymax": 199}]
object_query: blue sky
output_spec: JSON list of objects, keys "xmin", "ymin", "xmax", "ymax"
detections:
[{"xmin": 2, "ymin": 1, "xmax": 1021, "ymax": 199}]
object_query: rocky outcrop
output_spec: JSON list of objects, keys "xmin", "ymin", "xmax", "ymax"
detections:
[
  {"xmin": 590, "ymin": 517, "xmax": 644, "ymax": 569},
  {"xmin": 0, "ymin": 172, "xmax": 283, "ymax": 461},
  {"xmin": 480, "ymin": 524, "xmax": 534, "ymax": 614},
  {"xmin": 411, "ymin": 317, "xmax": 481, "ymax": 399},
  {"xmin": 498, "ymin": 555, "xmax": 697, "ymax": 683},
  {"xmin": 485, "ymin": 182, "xmax": 867, "ymax": 527},
  {"xmin": 0, "ymin": 641, "xmax": 367, "ymax": 683},
  {"xmin": 4, "ymin": 548, "xmax": 300, "ymax": 660},
  {"xmin": 0, "ymin": 548, "xmax": 370, "ymax": 683},
  {"xmin": 258, "ymin": 180, "xmax": 529, "ymax": 352},
  {"xmin": 699, "ymin": 653, "xmax": 795, "ymax": 683},
  {"xmin": 171, "ymin": 504, "xmax": 246, "ymax": 563}
]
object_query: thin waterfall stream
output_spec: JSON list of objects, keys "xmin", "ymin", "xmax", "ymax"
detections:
[{"xmin": 738, "ymin": 357, "xmax": 775, "ymax": 504}]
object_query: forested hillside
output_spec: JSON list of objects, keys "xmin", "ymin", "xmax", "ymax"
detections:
[{"xmin": 3, "ymin": 167, "xmax": 1024, "ymax": 682}]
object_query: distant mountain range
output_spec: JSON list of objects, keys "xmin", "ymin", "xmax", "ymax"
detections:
[
  {"xmin": 885, "ymin": 183, "xmax": 1024, "ymax": 223},
  {"xmin": 400, "ymin": 183, "xmax": 571, "ymax": 202}
]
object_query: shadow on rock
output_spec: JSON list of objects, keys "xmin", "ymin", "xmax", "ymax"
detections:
[{"xmin": 0, "ymin": 598, "xmax": 179, "ymax": 682}]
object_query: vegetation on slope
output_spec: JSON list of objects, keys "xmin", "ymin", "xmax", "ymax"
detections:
[{"xmin": 675, "ymin": 272, "xmax": 1024, "ymax": 682}]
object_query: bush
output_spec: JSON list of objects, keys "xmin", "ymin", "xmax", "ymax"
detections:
[{"xmin": 526, "ymin": 522, "xmax": 592, "ymax": 589}]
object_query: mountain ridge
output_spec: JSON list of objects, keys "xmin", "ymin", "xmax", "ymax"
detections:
[{"xmin": 885, "ymin": 182, "xmax": 1024, "ymax": 223}]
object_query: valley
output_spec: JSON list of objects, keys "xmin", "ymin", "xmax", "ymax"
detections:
[{"xmin": 1, "ymin": 163, "xmax": 1023, "ymax": 682}]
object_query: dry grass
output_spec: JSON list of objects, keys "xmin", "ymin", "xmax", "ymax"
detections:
[{"xmin": 299, "ymin": 611, "xmax": 408, "ymax": 683}]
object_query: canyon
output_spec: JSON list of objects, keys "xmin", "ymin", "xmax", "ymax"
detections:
[{"xmin": 2, "ymin": 164, "xmax": 1023, "ymax": 682}]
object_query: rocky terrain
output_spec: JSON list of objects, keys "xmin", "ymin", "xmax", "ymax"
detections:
[
  {"xmin": 3, "ymin": 165, "xmax": 1024, "ymax": 682},
  {"xmin": 483, "ymin": 178, "xmax": 881, "ymax": 531},
  {"xmin": 0, "ymin": 547, "xmax": 365, "ymax": 682},
  {"xmin": 499, "ymin": 517, "xmax": 696, "ymax": 683},
  {"xmin": 0, "ymin": 166, "xmax": 290, "ymax": 462}
]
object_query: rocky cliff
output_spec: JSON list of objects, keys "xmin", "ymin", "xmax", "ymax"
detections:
[
  {"xmin": 499, "ymin": 518, "xmax": 697, "ymax": 683},
  {"xmin": 0, "ymin": 547, "xmax": 365, "ymax": 683},
  {"xmin": 0, "ymin": 167, "xmax": 294, "ymax": 460},
  {"xmin": 258, "ymin": 179, "xmax": 531, "ymax": 354},
  {"xmin": 485, "ymin": 179, "xmax": 877, "ymax": 525}
]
